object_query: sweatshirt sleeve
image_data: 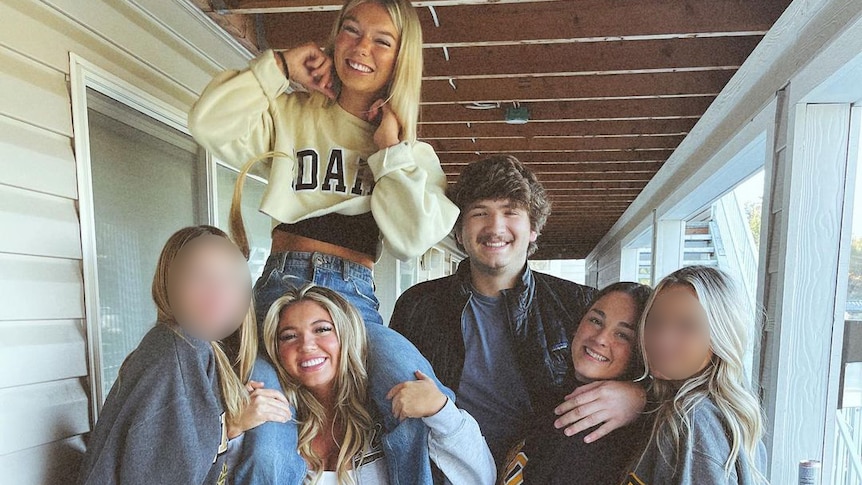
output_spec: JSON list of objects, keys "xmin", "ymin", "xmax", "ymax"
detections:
[
  {"xmin": 188, "ymin": 50, "xmax": 291, "ymax": 172},
  {"xmin": 423, "ymin": 399, "xmax": 497, "ymax": 485},
  {"xmin": 367, "ymin": 141, "xmax": 459, "ymax": 260}
]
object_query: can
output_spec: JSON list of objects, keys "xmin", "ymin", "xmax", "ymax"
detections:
[{"xmin": 798, "ymin": 460, "xmax": 821, "ymax": 485}]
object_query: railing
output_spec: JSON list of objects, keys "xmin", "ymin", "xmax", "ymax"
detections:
[{"xmin": 834, "ymin": 406, "xmax": 862, "ymax": 485}]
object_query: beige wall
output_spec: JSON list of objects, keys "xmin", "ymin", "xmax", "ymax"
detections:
[{"xmin": 0, "ymin": 1, "xmax": 249, "ymax": 482}]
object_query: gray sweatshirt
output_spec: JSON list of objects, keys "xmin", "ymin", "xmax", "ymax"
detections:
[
  {"xmin": 624, "ymin": 397, "xmax": 767, "ymax": 485},
  {"xmin": 318, "ymin": 398, "xmax": 496, "ymax": 485},
  {"xmin": 77, "ymin": 324, "xmax": 239, "ymax": 485}
]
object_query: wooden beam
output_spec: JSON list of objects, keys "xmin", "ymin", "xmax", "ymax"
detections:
[
  {"xmin": 191, "ymin": 0, "xmax": 261, "ymax": 52},
  {"xmin": 421, "ymin": 97, "xmax": 715, "ymax": 123},
  {"xmin": 437, "ymin": 150, "xmax": 672, "ymax": 163},
  {"xmin": 428, "ymin": 135, "xmax": 683, "ymax": 152},
  {"xmin": 227, "ymin": 0, "xmax": 561, "ymax": 14},
  {"xmin": 443, "ymin": 161, "xmax": 664, "ymax": 174},
  {"xmin": 255, "ymin": 0, "xmax": 788, "ymax": 48},
  {"xmin": 421, "ymin": 70, "xmax": 734, "ymax": 104},
  {"xmin": 422, "ymin": 37, "xmax": 761, "ymax": 79},
  {"xmin": 419, "ymin": 119, "xmax": 697, "ymax": 138}
]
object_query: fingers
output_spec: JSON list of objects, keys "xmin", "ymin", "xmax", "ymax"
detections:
[
  {"xmin": 563, "ymin": 380, "xmax": 602, "ymax": 401},
  {"xmin": 365, "ymin": 99, "xmax": 386, "ymax": 123},
  {"xmin": 385, "ymin": 382, "xmax": 406, "ymax": 401},
  {"xmin": 414, "ymin": 370, "xmax": 429, "ymax": 381},
  {"xmin": 554, "ymin": 397, "xmax": 603, "ymax": 430},
  {"xmin": 562, "ymin": 409, "xmax": 609, "ymax": 438},
  {"xmin": 582, "ymin": 420, "xmax": 615, "ymax": 443}
]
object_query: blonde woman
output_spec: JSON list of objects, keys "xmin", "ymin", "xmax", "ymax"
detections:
[
  {"xmin": 624, "ymin": 266, "xmax": 768, "ymax": 484},
  {"xmin": 262, "ymin": 284, "xmax": 495, "ymax": 485},
  {"xmin": 189, "ymin": 1, "xmax": 458, "ymax": 483},
  {"xmin": 77, "ymin": 226, "xmax": 272, "ymax": 484}
]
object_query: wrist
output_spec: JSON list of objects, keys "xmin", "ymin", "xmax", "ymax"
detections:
[{"xmin": 275, "ymin": 50, "xmax": 290, "ymax": 81}]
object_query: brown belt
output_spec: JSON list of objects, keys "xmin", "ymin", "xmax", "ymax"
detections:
[{"xmin": 270, "ymin": 229, "xmax": 374, "ymax": 269}]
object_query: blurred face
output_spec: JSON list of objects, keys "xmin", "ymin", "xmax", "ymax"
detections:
[
  {"xmin": 167, "ymin": 235, "xmax": 251, "ymax": 341},
  {"xmin": 276, "ymin": 300, "xmax": 341, "ymax": 398},
  {"xmin": 571, "ymin": 292, "xmax": 638, "ymax": 383},
  {"xmin": 457, "ymin": 199, "xmax": 537, "ymax": 277},
  {"xmin": 334, "ymin": 2, "xmax": 399, "ymax": 98},
  {"xmin": 644, "ymin": 284, "xmax": 714, "ymax": 381}
]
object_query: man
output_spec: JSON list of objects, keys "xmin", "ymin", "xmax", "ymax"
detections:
[{"xmin": 390, "ymin": 155, "xmax": 646, "ymax": 470}]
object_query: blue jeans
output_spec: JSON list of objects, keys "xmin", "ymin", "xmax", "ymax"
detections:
[{"xmin": 233, "ymin": 251, "xmax": 454, "ymax": 485}]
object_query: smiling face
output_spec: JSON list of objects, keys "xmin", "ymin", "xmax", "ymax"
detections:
[
  {"xmin": 571, "ymin": 291, "xmax": 638, "ymax": 383},
  {"xmin": 456, "ymin": 198, "xmax": 537, "ymax": 278},
  {"xmin": 166, "ymin": 234, "xmax": 251, "ymax": 341},
  {"xmin": 333, "ymin": 2, "xmax": 399, "ymax": 99},
  {"xmin": 276, "ymin": 300, "xmax": 342, "ymax": 398},
  {"xmin": 644, "ymin": 284, "xmax": 714, "ymax": 381}
]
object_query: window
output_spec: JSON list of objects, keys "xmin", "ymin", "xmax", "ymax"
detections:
[
  {"xmin": 85, "ymin": 89, "xmax": 204, "ymax": 400},
  {"xmin": 621, "ymin": 228, "xmax": 653, "ymax": 286},
  {"xmin": 834, "ymin": 108, "xmax": 862, "ymax": 484},
  {"xmin": 73, "ymin": 65, "xmax": 273, "ymax": 412}
]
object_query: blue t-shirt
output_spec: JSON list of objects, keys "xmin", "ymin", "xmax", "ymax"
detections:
[{"xmin": 457, "ymin": 289, "xmax": 533, "ymax": 467}]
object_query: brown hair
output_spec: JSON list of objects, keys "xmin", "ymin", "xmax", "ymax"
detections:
[
  {"xmin": 446, "ymin": 155, "xmax": 551, "ymax": 256},
  {"xmin": 583, "ymin": 281, "xmax": 653, "ymax": 381},
  {"xmin": 151, "ymin": 225, "xmax": 257, "ymax": 425}
]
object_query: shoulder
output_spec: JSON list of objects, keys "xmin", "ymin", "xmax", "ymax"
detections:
[
  {"xmin": 396, "ymin": 275, "xmax": 459, "ymax": 306},
  {"xmin": 118, "ymin": 324, "xmax": 212, "ymax": 388}
]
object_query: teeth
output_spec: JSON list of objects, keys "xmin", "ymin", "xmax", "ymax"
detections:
[
  {"xmin": 484, "ymin": 241, "xmax": 508, "ymax": 247},
  {"xmin": 348, "ymin": 60, "xmax": 372, "ymax": 73},
  {"xmin": 585, "ymin": 347, "xmax": 609, "ymax": 362},
  {"xmin": 300, "ymin": 357, "xmax": 325, "ymax": 368}
]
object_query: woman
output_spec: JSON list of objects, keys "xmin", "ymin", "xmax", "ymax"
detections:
[
  {"xmin": 500, "ymin": 282, "xmax": 653, "ymax": 485},
  {"xmin": 188, "ymin": 1, "xmax": 459, "ymax": 483},
  {"xmin": 263, "ymin": 284, "xmax": 495, "ymax": 485},
  {"xmin": 77, "ymin": 226, "xmax": 266, "ymax": 484},
  {"xmin": 625, "ymin": 266, "xmax": 767, "ymax": 484}
]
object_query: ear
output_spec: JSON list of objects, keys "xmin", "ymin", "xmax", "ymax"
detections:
[{"xmin": 529, "ymin": 230, "xmax": 538, "ymax": 243}]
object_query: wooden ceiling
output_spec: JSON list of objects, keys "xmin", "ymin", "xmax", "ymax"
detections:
[{"xmin": 192, "ymin": 0, "xmax": 791, "ymax": 259}]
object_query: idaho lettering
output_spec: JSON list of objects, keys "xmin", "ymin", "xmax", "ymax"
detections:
[{"xmin": 293, "ymin": 148, "xmax": 372, "ymax": 195}]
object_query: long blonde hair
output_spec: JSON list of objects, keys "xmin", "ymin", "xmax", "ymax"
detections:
[
  {"xmin": 262, "ymin": 284, "xmax": 374, "ymax": 485},
  {"xmin": 326, "ymin": 0, "xmax": 423, "ymax": 143},
  {"xmin": 639, "ymin": 266, "xmax": 767, "ymax": 482},
  {"xmin": 151, "ymin": 225, "xmax": 257, "ymax": 424}
]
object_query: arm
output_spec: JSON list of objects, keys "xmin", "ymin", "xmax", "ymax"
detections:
[
  {"xmin": 367, "ymin": 140, "xmax": 460, "ymax": 260},
  {"xmin": 552, "ymin": 380, "xmax": 646, "ymax": 443},
  {"xmin": 387, "ymin": 371, "xmax": 496, "ymax": 485},
  {"xmin": 188, "ymin": 46, "xmax": 335, "ymax": 170},
  {"xmin": 227, "ymin": 380, "xmax": 292, "ymax": 439}
]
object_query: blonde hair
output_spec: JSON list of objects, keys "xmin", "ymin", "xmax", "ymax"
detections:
[
  {"xmin": 151, "ymin": 225, "xmax": 257, "ymax": 425},
  {"xmin": 325, "ymin": 0, "xmax": 423, "ymax": 143},
  {"xmin": 638, "ymin": 266, "xmax": 767, "ymax": 482},
  {"xmin": 262, "ymin": 284, "xmax": 374, "ymax": 485}
]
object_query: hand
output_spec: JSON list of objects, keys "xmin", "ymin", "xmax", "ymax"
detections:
[
  {"xmin": 277, "ymin": 43, "xmax": 336, "ymax": 99},
  {"xmin": 385, "ymin": 370, "xmax": 447, "ymax": 421},
  {"xmin": 227, "ymin": 380, "xmax": 293, "ymax": 439},
  {"xmin": 553, "ymin": 380, "xmax": 646, "ymax": 443},
  {"xmin": 365, "ymin": 99, "xmax": 401, "ymax": 149}
]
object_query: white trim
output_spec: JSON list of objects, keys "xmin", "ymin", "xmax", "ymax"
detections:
[
  {"xmin": 763, "ymin": 103, "xmax": 852, "ymax": 484},
  {"xmin": 70, "ymin": 53, "xmax": 198, "ymax": 422}
]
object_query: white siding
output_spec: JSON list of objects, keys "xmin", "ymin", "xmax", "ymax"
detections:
[{"xmin": 0, "ymin": 0, "xmax": 250, "ymax": 482}]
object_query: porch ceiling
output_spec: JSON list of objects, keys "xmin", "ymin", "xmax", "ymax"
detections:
[{"xmin": 191, "ymin": 0, "xmax": 791, "ymax": 259}]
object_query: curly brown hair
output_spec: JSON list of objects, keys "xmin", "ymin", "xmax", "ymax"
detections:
[{"xmin": 446, "ymin": 155, "xmax": 551, "ymax": 256}]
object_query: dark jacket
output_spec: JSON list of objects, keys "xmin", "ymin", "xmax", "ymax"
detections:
[
  {"xmin": 522, "ymin": 377, "xmax": 651, "ymax": 485},
  {"xmin": 390, "ymin": 259, "xmax": 596, "ymax": 414},
  {"xmin": 77, "ymin": 324, "xmax": 232, "ymax": 485}
]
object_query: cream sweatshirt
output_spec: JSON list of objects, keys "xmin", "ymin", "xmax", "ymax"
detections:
[{"xmin": 188, "ymin": 51, "xmax": 458, "ymax": 261}]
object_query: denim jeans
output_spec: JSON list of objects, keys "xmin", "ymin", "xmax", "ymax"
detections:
[{"xmin": 233, "ymin": 251, "xmax": 454, "ymax": 485}]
